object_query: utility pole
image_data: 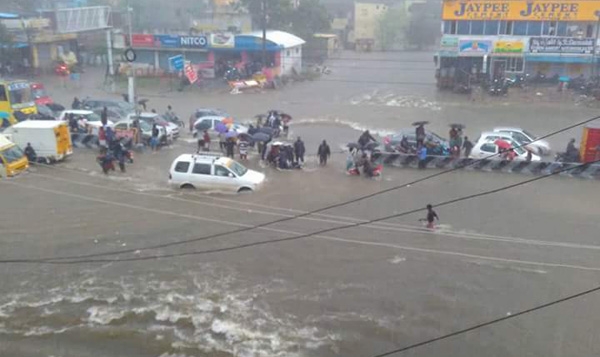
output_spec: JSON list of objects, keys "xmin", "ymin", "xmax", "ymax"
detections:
[
  {"xmin": 593, "ymin": 11, "xmax": 600, "ymax": 78},
  {"xmin": 127, "ymin": 1, "xmax": 135, "ymax": 105},
  {"xmin": 262, "ymin": 0, "xmax": 267, "ymax": 67}
]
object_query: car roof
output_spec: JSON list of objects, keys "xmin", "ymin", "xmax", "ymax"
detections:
[
  {"xmin": 13, "ymin": 120, "xmax": 66, "ymax": 129},
  {"xmin": 196, "ymin": 116, "xmax": 225, "ymax": 120},
  {"xmin": 129, "ymin": 112, "xmax": 158, "ymax": 118},
  {"xmin": 493, "ymin": 127, "xmax": 523, "ymax": 132},
  {"xmin": 62, "ymin": 110, "xmax": 94, "ymax": 115},
  {"xmin": 174, "ymin": 153, "xmax": 224, "ymax": 163},
  {"xmin": 480, "ymin": 131, "xmax": 513, "ymax": 138}
]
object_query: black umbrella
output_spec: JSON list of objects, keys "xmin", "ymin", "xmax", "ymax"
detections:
[
  {"xmin": 251, "ymin": 132, "xmax": 271, "ymax": 142},
  {"xmin": 365, "ymin": 142, "xmax": 380, "ymax": 150},
  {"xmin": 258, "ymin": 126, "xmax": 274, "ymax": 136},
  {"xmin": 254, "ymin": 114, "xmax": 267, "ymax": 119},
  {"xmin": 449, "ymin": 123, "xmax": 465, "ymax": 129},
  {"xmin": 412, "ymin": 121, "xmax": 429, "ymax": 126}
]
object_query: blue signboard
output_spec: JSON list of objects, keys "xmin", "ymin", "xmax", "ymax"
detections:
[
  {"xmin": 169, "ymin": 55, "xmax": 184, "ymax": 71},
  {"xmin": 179, "ymin": 36, "xmax": 208, "ymax": 48},
  {"xmin": 154, "ymin": 35, "xmax": 179, "ymax": 48}
]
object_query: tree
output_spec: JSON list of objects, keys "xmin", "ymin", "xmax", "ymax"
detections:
[
  {"xmin": 236, "ymin": 0, "xmax": 294, "ymax": 31},
  {"xmin": 376, "ymin": 8, "xmax": 407, "ymax": 51},
  {"xmin": 0, "ymin": 24, "xmax": 16, "ymax": 66},
  {"xmin": 405, "ymin": 1, "xmax": 441, "ymax": 50},
  {"xmin": 290, "ymin": 0, "xmax": 331, "ymax": 41}
]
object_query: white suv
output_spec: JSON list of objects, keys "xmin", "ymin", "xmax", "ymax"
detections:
[
  {"xmin": 471, "ymin": 132, "xmax": 542, "ymax": 161},
  {"xmin": 169, "ymin": 153, "xmax": 265, "ymax": 192}
]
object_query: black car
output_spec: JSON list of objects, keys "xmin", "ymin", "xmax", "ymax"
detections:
[
  {"xmin": 81, "ymin": 98, "xmax": 135, "ymax": 113},
  {"xmin": 383, "ymin": 128, "xmax": 449, "ymax": 154}
]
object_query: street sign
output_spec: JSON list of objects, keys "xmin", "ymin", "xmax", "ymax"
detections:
[
  {"xmin": 184, "ymin": 61, "xmax": 198, "ymax": 84},
  {"xmin": 169, "ymin": 55, "xmax": 184, "ymax": 71}
]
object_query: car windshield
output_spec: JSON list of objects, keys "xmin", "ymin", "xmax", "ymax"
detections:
[
  {"xmin": 138, "ymin": 120, "xmax": 152, "ymax": 131},
  {"xmin": 226, "ymin": 160, "xmax": 248, "ymax": 176},
  {"xmin": 1, "ymin": 145, "xmax": 24, "ymax": 163},
  {"xmin": 8, "ymin": 82, "xmax": 34, "ymax": 108}
]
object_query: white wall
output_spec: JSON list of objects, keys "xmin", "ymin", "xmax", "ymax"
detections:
[{"xmin": 280, "ymin": 45, "xmax": 303, "ymax": 76}]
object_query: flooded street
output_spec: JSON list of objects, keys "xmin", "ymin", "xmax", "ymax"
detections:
[{"xmin": 1, "ymin": 51, "xmax": 600, "ymax": 357}]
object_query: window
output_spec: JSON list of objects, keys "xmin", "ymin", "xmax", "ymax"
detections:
[
  {"xmin": 286, "ymin": 50, "xmax": 290, "ymax": 56},
  {"xmin": 557, "ymin": 22, "xmax": 567, "ymax": 36},
  {"xmin": 527, "ymin": 21, "xmax": 542, "ymax": 36},
  {"xmin": 174, "ymin": 161, "xmax": 190, "ymax": 173},
  {"xmin": 295, "ymin": 47, "xmax": 300, "ymax": 54},
  {"xmin": 470, "ymin": 21, "xmax": 484, "ymax": 35},
  {"xmin": 499, "ymin": 21, "xmax": 513, "ymax": 35},
  {"xmin": 214, "ymin": 165, "xmax": 230, "ymax": 177},
  {"xmin": 513, "ymin": 21, "xmax": 527, "ymax": 35},
  {"xmin": 484, "ymin": 21, "xmax": 499, "ymax": 35},
  {"xmin": 192, "ymin": 163, "xmax": 211, "ymax": 175},
  {"xmin": 0, "ymin": 85, "xmax": 6, "ymax": 101},
  {"xmin": 506, "ymin": 58, "xmax": 524, "ymax": 72},
  {"xmin": 481, "ymin": 143, "xmax": 497, "ymax": 153},
  {"xmin": 543, "ymin": 21, "xmax": 558, "ymax": 35},
  {"xmin": 511, "ymin": 132, "xmax": 530, "ymax": 143},
  {"xmin": 444, "ymin": 20, "xmax": 457, "ymax": 34},
  {"xmin": 457, "ymin": 21, "xmax": 470, "ymax": 35}
]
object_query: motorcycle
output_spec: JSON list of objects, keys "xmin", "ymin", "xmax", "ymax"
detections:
[
  {"xmin": 54, "ymin": 61, "xmax": 69, "ymax": 76},
  {"xmin": 224, "ymin": 67, "xmax": 242, "ymax": 82},
  {"xmin": 554, "ymin": 151, "xmax": 580, "ymax": 163},
  {"xmin": 488, "ymin": 78, "xmax": 509, "ymax": 96}
]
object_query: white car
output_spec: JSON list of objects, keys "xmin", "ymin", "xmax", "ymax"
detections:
[
  {"xmin": 126, "ymin": 112, "xmax": 179, "ymax": 141},
  {"xmin": 58, "ymin": 109, "xmax": 114, "ymax": 134},
  {"xmin": 492, "ymin": 127, "xmax": 551, "ymax": 156},
  {"xmin": 192, "ymin": 116, "xmax": 248, "ymax": 138},
  {"xmin": 169, "ymin": 153, "xmax": 265, "ymax": 192},
  {"xmin": 471, "ymin": 132, "xmax": 542, "ymax": 161}
]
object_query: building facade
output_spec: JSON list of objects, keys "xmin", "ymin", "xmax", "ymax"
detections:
[
  {"xmin": 437, "ymin": 0, "xmax": 600, "ymax": 85},
  {"xmin": 118, "ymin": 30, "xmax": 305, "ymax": 79}
]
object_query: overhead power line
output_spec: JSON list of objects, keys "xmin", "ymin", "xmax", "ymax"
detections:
[
  {"xmin": 8, "ymin": 113, "xmax": 594, "ymax": 264},
  {"xmin": 1, "ymin": 158, "xmax": 597, "ymax": 265},
  {"xmin": 370, "ymin": 283, "xmax": 600, "ymax": 356},
  {"xmin": 1, "ymin": 115, "xmax": 597, "ymax": 264}
]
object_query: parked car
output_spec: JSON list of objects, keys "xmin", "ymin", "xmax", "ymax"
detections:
[
  {"xmin": 30, "ymin": 82, "xmax": 53, "ymax": 106},
  {"xmin": 470, "ymin": 132, "xmax": 541, "ymax": 161},
  {"xmin": 492, "ymin": 127, "xmax": 551, "ymax": 156},
  {"xmin": 383, "ymin": 128, "xmax": 449, "ymax": 154},
  {"xmin": 192, "ymin": 116, "xmax": 248, "ymax": 138},
  {"xmin": 114, "ymin": 118, "xmax": 167, "ymax": 145},
  {"xmin": 126, "ymin": 112, "xmax": 179, "ymax": 142},
  {"xmin": 58, "ymin": 110, "xmax": 114, "ymax": 129},
  {"xmin": 81, "ymin": 98, "xmax": 136, "ymax": 114},
  {"xmin": 169, "ymin": 153, "xmax": 265, "ymax": 192},
  {"xmin": 189, "ymin": 108, "xmax": 228, "ymax": 129}
]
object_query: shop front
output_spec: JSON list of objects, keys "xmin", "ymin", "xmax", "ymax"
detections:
[{"xmin": 524, "ymin": 37, "xmax": 596, "ymax": 77}]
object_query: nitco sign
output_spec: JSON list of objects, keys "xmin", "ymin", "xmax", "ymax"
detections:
[{"xmin": 179, "ymin": 36, "xmax": 207, "ymax": 48}]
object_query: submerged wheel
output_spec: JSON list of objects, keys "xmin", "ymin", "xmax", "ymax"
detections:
[
  {"xmin": 238, "ymin": 187, "xmax": 252, "ymax": 193},
  {"xmin": 180, "ymin": 183, "xmax": 195, "ymax": 189}
]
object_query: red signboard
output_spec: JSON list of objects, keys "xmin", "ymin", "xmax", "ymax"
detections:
[
  {"xmin": 131, "ymin": 34, "xmax": 154, "ymax": 48},
  {"xmin": 184, "ymin": 62, "xmax": 198, "ymax": 84}
]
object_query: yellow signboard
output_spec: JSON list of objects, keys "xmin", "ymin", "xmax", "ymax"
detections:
[
  {"xmin": 494, "ymin": 40, "xmax": 524, "ymax": 53},
  {"xmin": 442, "ymin": 0, "xmax": 600, "ymax": 21}
]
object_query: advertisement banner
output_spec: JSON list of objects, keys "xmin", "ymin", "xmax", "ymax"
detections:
[
  {"xmin": 131, "ymin": 34, "xmax": 154, "ymax": 48},
  {"xmin": 179, "ymin": 36, "xmax": 208, "ymax": 48},
  {"xmin": 185, "ymin": 62, "xmax": 198, "ymax": 84},
  {"xmin": 210, "ymin": 33, "xmax": 235, "ymax": 48},
  {"xmin": 154, "ymin": 35, "xmax": 179, "ymax": 48},
  {"xmin": 169, "ymin": 55, "xmax": 184, "ymax": 71},
  {"xmin": 494, "ymin": 40, "xmax": 524, "ymax": 54},
  {"xmin": 529, "ymin": 37, "xmax": 594, "ymax": 54},
  {"xmin": 458, "ymin": 39, "xmax": 492, "ymax": 56},
  {"xmin": 442, "ymin": 0, "xmax": 600, "ymax": 21}
]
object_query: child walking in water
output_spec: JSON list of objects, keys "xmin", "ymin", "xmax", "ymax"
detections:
[{"xmin": 424, "ymin": 204, "xmax": 439, "ymax": 229}]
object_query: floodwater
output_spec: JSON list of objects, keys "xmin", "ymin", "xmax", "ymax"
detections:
[{"xmin": 1, "ymin": 51, "xmax": 600, "ymax": 357}]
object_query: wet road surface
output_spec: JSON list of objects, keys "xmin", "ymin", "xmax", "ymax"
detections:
[{"xmin": 1, "ymin": 51, "xmax": 600, "ymax": 357}]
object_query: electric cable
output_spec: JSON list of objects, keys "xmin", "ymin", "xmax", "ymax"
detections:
[
  {"xmin": 2, "ymin": 115, "xmax": 597, "ymax": 263},
  {"xmin": 1, "ymin": 158, "xmax": 597, "ymax": 265},
  {"xmin": 369, "ymin": 283, "xmax": 600, "ymax": 356}
]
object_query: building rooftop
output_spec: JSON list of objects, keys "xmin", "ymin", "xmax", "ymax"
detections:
[{"xmin": 242, "ymin": 30, "xmax": 306, "ymax": 48}]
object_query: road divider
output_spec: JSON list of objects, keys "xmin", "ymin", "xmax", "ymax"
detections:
[{"xmin": 379, "ymin": 153, "xmax": 600, "ymax": 180}]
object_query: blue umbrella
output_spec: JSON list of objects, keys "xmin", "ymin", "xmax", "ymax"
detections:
[
  {"xmin": 215, "ymin": 122, "xmax": 228, "ymax": 133},
  {"xmin": 0, "ymin": 111, "xmax": 9, "ymax": 119},
  {"xmin": 225, "ymin": 130, "xmax": 238, "ymax": 138}
]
